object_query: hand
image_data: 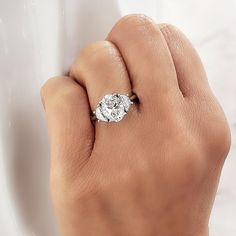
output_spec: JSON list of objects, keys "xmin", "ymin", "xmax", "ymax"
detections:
[{"xmin": 41, "ymin": 15, "xmax": 230, "ymax": 236}]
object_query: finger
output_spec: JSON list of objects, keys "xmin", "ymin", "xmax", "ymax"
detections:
[
  {"xmin": 41, "ymin": 76, "xmax": 94, "ymax": 179},
  {"xmin": 107, "ymin": 14, "xmax": 182, "ymax": 109},
  {"xmin": 159, "ymin": 24, "xmax": 210, "ymax": 97},
  {"xmin": 70, "ymin": 41, "xmax": 132, "ymax": 111}
]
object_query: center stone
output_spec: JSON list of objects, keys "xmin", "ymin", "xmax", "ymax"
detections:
[{"xmin": 95, "ymin": 93, "xmax": 132, "ymax": 122}]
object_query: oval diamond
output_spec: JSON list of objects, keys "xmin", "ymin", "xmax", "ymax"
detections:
[{"xmin": 95, "ymin": 93, "xmax": 133, "ymax": 122}]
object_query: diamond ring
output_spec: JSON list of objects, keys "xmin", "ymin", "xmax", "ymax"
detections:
[{"xmin": 92, "ymin": 93, "xmax": 136, "ymax": 122}]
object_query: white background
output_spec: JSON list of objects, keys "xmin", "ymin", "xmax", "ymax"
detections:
[{"xmin": 0, "ymin": 0, "xmax": 235, "ymax": 235}]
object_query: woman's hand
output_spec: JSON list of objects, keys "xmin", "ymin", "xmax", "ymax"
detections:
[{"xmin": 41, "ymin": 15, "xmax": 230, "ymax": 236}]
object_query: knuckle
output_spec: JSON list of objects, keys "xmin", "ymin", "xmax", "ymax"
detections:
[
  {"xmin": 189, "ymin": 101, "xmax": 231, "ymax": 163},
  {"xmin": 117, "ymin": 14, "xmax": 154, "ymax": 29},
  {"xmin": 40, "ymin": 76, "xmax": 60, "ymax": 100},
  {"xmin": 41, "ymin": 76, "xmax": 69, "ymax": 99},
  {"xmin": 198, "ymin": 106, "xmax": 231, "ymax": 162},
  {"xmin": 79, "ymin": 41, "xmax": 117, "ymax": 63},
  {"xmin": 207, "ymin": 118, "xmax": 231, "ymax": 160},
  {"xmin": 159, "ymin": 23, "xmax": 183, "ymax": 44},
  {"xmin": 81, "ymin": 41, "xmax": 114, "ymax": 56},
  {"xmin": 109, "ymin": 14, "xmax": 156, "ymax": 38},
  {"xmin": 71, "ymin": 41, "xmax": 119, "ymax": 76},
  {"xmin": 159, "ymin": 23, "xmax": 177, "ymax": 33},
  {"xmin": 41, "ymin": 76, "xmax": 84, "ymax": 110}
]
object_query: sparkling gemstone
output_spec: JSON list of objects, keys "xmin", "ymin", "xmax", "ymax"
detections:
[
  {"xmin": 95, "ymin": 105, "xmax": 108, "ymax": 122},
  {"xmin": 95, "ymin": 93, "xmax": 133, "ymax": 122}
]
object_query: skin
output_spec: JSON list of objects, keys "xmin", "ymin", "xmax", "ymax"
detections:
[{"xmin": 41, "ymin": 15, "xmax": 231, "ymax": 236}]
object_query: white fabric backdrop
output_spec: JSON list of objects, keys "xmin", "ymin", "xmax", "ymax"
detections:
[{"xmin": 0, "ymin": 0, "xmax": 235, "ymax": 235}]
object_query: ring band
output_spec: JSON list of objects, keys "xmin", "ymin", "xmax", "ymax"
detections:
[{"xmin": 91, "ymin": 93, "xmax": 136, "ymax": 122}]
